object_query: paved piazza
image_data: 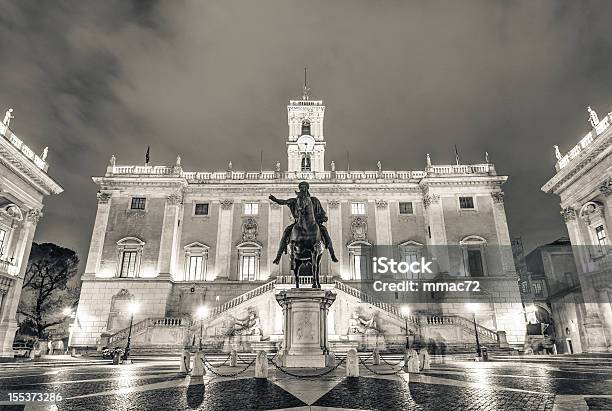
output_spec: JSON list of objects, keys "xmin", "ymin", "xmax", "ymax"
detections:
[{"xmin": 0, "ymin": 354, "xmax": 611, "ymax": 410}]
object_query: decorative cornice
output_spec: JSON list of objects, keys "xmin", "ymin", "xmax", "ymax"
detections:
[
  {"xmin": 423, "ymin": 194, "xmax": 440, "ymax": 208},
  {"xmin": 270, "ymin": 202, "xmax": 281, "ymax": 209},
  {"xmin": 220, "ymin": 200, "xmax": 233, "ymax": 210},
  {"xmin": 560, "ymin": 207, "xmax": 577, "ymax": 222},
  {"xmin": 97, "ymin": 192, "xmax": 112, "ymax": 204}
]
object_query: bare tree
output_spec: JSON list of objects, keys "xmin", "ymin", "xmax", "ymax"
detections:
[{"xmin": 17, "ymin": 243, "xmax": 80, "ymax": 339}]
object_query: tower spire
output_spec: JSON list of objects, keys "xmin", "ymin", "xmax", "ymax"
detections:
[{"xmin": 302, "ymin": 67, "xmax": 310, "ymax": 100}]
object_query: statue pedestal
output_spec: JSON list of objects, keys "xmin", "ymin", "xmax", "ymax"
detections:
[{"xmin": 276, "ymin": 288, "xmax": 336, "ymax": 368}]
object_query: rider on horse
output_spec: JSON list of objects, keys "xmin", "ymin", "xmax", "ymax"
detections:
[{"xmin": 269, "ymin": 181, "xmax": 338, "ymax": 264}]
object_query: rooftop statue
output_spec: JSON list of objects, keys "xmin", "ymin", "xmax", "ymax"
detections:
[
  {"xmin": 554, "ymin": 145, "xmax": 562, "ymax": 161},
  {"xmin": 588, "ymin": 106, "xmax": 600, "ymax": 128},
  {"xmin": 3, "ymin": 108, "xmax": 14, "ymax": 127}
]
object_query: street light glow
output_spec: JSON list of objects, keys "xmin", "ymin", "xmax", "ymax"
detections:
[
  {"xmin": 401, "ymin": 305, "xmax": 411, "ymax": 317},
  {"xmin": 196, "ymin": 305, "xmax": 209, "ymax": 319},
  {"xmin": 466, "ymin": 303, "xmax": 480, "ymax": 313},
  {"xmin": 127, "ymin": 302, "xmax": 139, "ymax": 315},
  {"xmin": 62, "ymin": 307, "xmax": 72, "ymax": 316}
]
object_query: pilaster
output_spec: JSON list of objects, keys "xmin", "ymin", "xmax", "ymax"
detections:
[
  {"xmin": 157, "ymin": 193, "xmax": 183, "ymax": 279},
  {"xmin": 267, "ymin": 202, "xmax": 283, "ymax": 278},
  {"xmin": 84, "ymin": 192, "xmax": 112, "ymax": 277},
  {"xmin": 214, "ymin": 200, "xmax": 234, "ymax": 279},
  {"xmin": 327, "ymin": 200, "xmax": 343, "ymax": 277}
]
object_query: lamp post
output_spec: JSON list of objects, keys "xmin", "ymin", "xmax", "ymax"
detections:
[
  {"xmin": 123, "ymin": 302, "xmax": 139, "ymax": 361},
  {"xmin": 401, "ymin": 305, "xmax": 411, "ymax": 349},
  {"xmin": 466, "ymin": 303, "xmax": 481, "ymax": 357},
  {"xmin": 196, "ymin": 306, "xmax": 209, "ymax": 351}
]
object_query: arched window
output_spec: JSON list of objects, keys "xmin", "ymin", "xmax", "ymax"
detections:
[
  {"xmin": 398, "ymin": 240, "xmax": 424, "ymax": 279},
  {"xmin": 301, "ymin": 155, "xmax": 311, "ymax": 171},
  {"xmin": 237, "ymin": 241, "xmax": 262, "ymax": 281},
  {"xmin": 460, "ymin": 235, "xmax": 487, "ymax": 277},
  {"xmin": 184, "ymin": 242, "xmax": 210, "ymax": 281},
  {"xmin": 347, "ymin": 241, "xmax": 372, "ymax": 280},
  {"xmin": 301, "ymin": 119, "xmax": 311, "ymax": 136},
  {"xmin": 116, "ymin": 237, "xmax": 145, "ymax": 278}
]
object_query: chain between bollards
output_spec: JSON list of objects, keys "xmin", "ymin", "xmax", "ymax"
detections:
[
  {"xmin": 202, "ymin": 356, "xmax": 256, "ymax": 377},
  {"xmin": 358, "ymin": 356, "xmax": 405, "ymax": 376},
  {"xmin": 268, "ymin": 356, "xmax": 346, "ymax": 378}
]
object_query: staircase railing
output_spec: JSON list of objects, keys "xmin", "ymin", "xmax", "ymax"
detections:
[
  {"xmin": 206, "ymin": 279, "xmax": 277, "ymax": 319},
  {"xmin": 333, "ymin": 281, "xmax": 420, "ymax": 325},
  {"xmin": 276, "ymin": 275, "xmax": 334, "ymax": 285},
  {"xmin": 422, "ymin": 314, "xmax": 498, "ymax": 343},
  {"xmin": 108, "ymin": 317, "xmax": 190, "ymax": 346}
]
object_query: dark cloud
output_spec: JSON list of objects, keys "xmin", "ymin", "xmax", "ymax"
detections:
[{"xmin": 1, "ymin": 0, "xmax": 612, "ymax": 267}]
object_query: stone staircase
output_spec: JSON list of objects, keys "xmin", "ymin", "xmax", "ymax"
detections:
[
  {"xmin": 104, "ymin": 278, "xmax": 501, "ymax": 353},
  {"xmin": 333, "ymin": 280, "xmax": 500, "ymax": 345}
]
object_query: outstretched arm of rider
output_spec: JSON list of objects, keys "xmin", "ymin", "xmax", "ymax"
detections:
[{"xmin": 269, "ymin": 194, "xmax": 288, "ymax": 205}]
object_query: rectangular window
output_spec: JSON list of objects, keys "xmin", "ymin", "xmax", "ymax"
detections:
[
  {"xmin": 351, "ymin": 202, "xmax": 366, "ymax": 215},
  {"xmin": 120, "ymin": 251, "xmax": 138, "ymax": 278},
  {"xmin": 467, "ymin": 249, "xmax": 484, "ymax": 276},
  {"xmin": 187, "ymin": 255, "xmax": 204, "ymax": 281},
  {"xmin": 596, "ymin": 225, "xmax": 607, "ymax": 247},
  {"xmin": 241, "ymin": 255, "xmax": 256, "ymax": 281},
  {"xmin": 532, "ymin": 281, "xmax": 543, "ymax": 297},
  {"xmin": 399, "ymin": 202, "xmax": 413, "ymax": 215},
  {"xmin": 0, "ymin": 228, "xmax": 6, "ymax": 256},
  {"xmin": 459, "ymin": 196, "xmax": 475, "ymax": 209},
  {"xmin": 243, "ymin": 202, "xmax": 259, "ymax": 215},
  {"xmin": 130, "ymin": 197, "xmax": 146, "ymax": 210},
  {"xmin": 194, "ymin": 203, "xmax": 209, "ymax": 216}
]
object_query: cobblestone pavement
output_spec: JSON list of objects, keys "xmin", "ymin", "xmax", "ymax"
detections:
[{"xmin": 0, "ymin": 354, "xmax": 610, "ymax": 410}]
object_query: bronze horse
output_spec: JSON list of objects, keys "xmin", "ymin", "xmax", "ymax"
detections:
[{"xmin": 290, "ymin": 191, "xmax": 324, "ymax": 288}]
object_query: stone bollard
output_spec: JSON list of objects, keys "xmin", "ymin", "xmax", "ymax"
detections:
[
  {"xmin": 180, "ymin": 350, "xmax": 191, "ymax": 373},
  {"xmin": 346, "ymin": 349, "xmax": 359, "ymax": 378},
  {"xmin": 255, "ymin": 350, "xmax": 268, "ymax": 379},
  {"xmin": 372, "ymin": 349, "xmax": 380, "ymax": 365},
  {"xmin": 419, "ymin": 350, "xmax": 430, "ymax": 370},
  {"xmin": 191, "ymin": 352, "xmax": 205, "ymax": 377},
  {"xmin": 230, "ymin": 350, "xmax": 237, "ymax": 367},
  {"xmin": 403, "ymin": 349, "xmax": 420, "ymax": 373},
  {"xmin": 113, "ymin": 352, "xmax": 121, "ymax": 365}
]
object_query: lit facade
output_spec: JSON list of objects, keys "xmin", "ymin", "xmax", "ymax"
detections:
[
  {"xmin": 71, "ymin": 91, "xmax": 525, "ymax": 351},
  {"xmin": 0, "ymin": 119, "xmax": 63, "ymax": 358},
  {"xmin": 542, "ymin": 107, "xmax": 612, "ymax": 352}
]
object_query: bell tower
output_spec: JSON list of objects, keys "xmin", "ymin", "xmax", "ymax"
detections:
[{"xmin": 287, "ymin": 69, "xmax": 326, "ymax": 173}]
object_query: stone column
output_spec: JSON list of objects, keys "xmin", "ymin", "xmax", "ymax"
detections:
[
  {"xmin": 423, "ymin": 193, "xmax": 449, "ymax": 274},
  {"xmin": 214, "ymin": 200, "xmax": 234, "ymax": 280},
  {"xmin": 599, "ymin": 180, "xmax": 612, "ymax": 232},
  {"xmin": 84, "ymin": 192, "xmax": 112, "ymax": 277},
  {"xmin": 157, "ymin": 193, "xmax": 183, "ymax": 279},
  {"xmin": 0, "ymin": 209, "xmax": 39, "ymax": 357},
  {"xmin": 267, "ymin": 202, "xmax": 283, "ymax": 278},
  {"xmin": 326, "ymin": 201, "xmax": 343, "ymax": 277},
  {"xmin": 564, "ymin": 208, "xmax": 608, "ymax": 352}
]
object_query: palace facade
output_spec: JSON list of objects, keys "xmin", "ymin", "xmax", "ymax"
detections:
[
  {"xmin": 0, "ymin": 117, "xmax": 63, "ymax": 358},
  {"xmin": 70, "ymin": 89, "xmax": 525, "ymax": 353},
  {"xmin": 542, "ymin": 107, "xmax": 612, "ymax": 352}
]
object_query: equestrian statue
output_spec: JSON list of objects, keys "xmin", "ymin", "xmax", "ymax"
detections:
[{"xmin": 269, "ymin": 181, "xmax": 338, "ymax": 288}]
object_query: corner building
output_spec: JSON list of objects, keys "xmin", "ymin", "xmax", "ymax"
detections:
[{"xmin": 71, "ymin": 89, "xmax": 525, "ymax": 353}]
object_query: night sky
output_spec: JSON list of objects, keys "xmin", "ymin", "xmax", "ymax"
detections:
[{"xmin": 1, "ymin": 0, "xmax": 612, "ymax": 269}]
